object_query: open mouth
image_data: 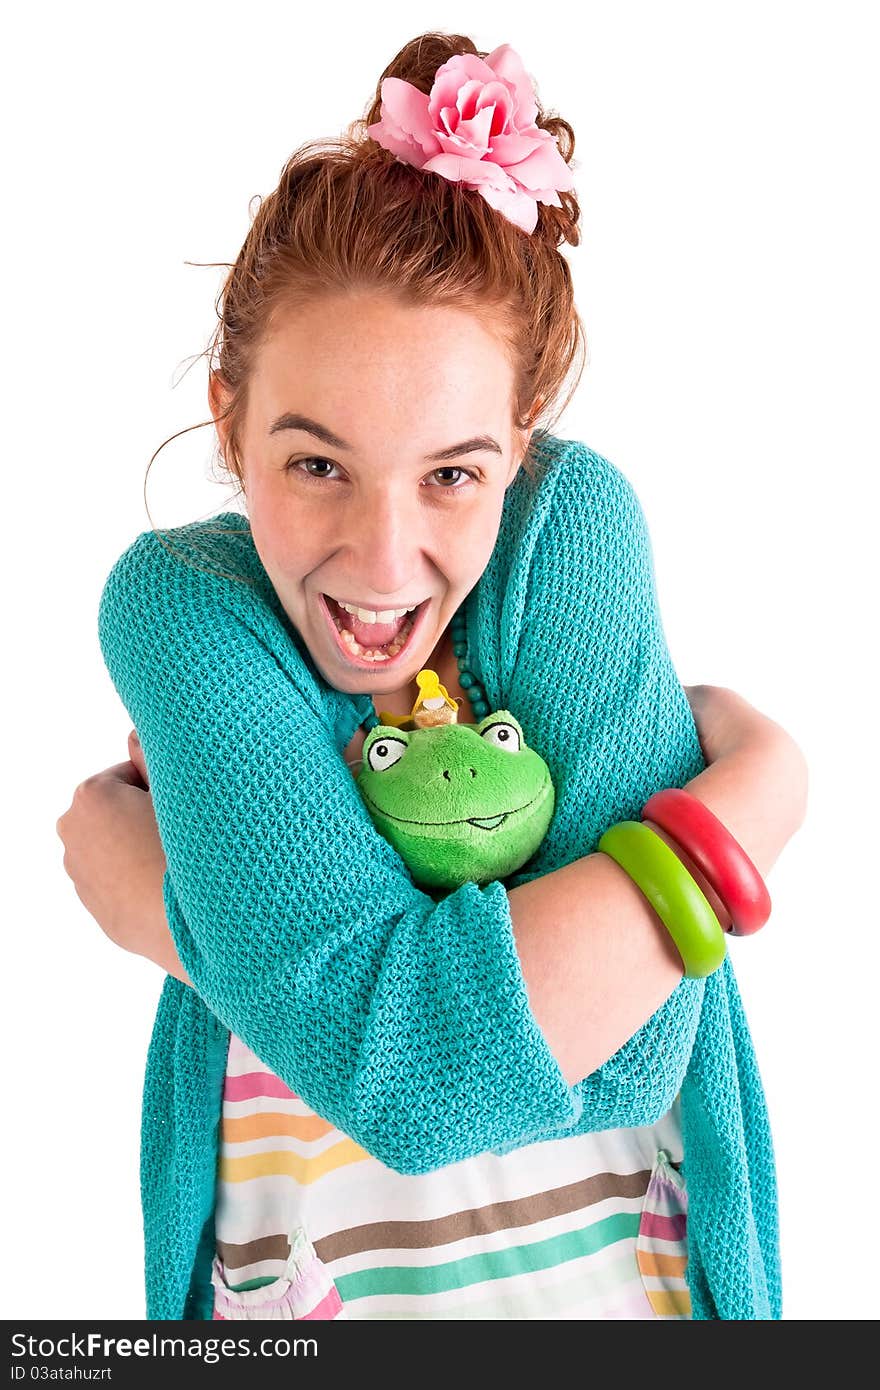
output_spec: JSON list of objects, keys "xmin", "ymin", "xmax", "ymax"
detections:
[{"xmin": 319, "ymin": 594, "xmax": 430, "ymax": 670}]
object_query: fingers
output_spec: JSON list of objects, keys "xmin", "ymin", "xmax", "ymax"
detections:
[
  {"xmin": 57, "ymin": 752, "xmax": 151, "ymax": 848},
  {"xmin": 85, "ymin": 761, "xmax": 145, "ymax": 788},
  {"xmin": 684, "ymin": 683, "xmax": 722, "ymax": 709}
]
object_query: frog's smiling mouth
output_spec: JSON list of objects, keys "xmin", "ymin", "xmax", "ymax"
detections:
[
  {"xmin": 467, "ymin": 813, "xmax": 508, "ymax": 830},
  {"xmin": 360, "ymin": 789, "xmax": 545, "ymax": 831}
]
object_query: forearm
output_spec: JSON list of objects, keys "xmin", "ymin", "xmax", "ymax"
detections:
[
  {"xmin": 99, "ymin": 452, "xmax": 803, "ymax": 1164},
  {"xmin": 127, "ymin": 867, "xmax": 193, "ymax": 988},
  {"xmin": 133, "ymin": 725, "xmax": 807, "ymax": 1043},
  {"xmin": 509, "ymin": 726, "xmax": 808, "ymax": 1087},
  {"xmin": 149, "ymin": 930, "xmax": 193, "ymax": 988},
  {"xmin": 136, "ymin": 728, "xmax": 806, "ymax": 1066}
]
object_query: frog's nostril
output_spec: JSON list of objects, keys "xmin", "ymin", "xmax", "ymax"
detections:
[
  {"xmin": 442, "ymin": 770, "xmax": 450, "ymax": 781},
  {"xmin": 470, "ymin": 768, "xmax": 476, "ymax": 777}
]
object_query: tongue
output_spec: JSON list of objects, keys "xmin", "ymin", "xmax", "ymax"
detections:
[{"xmin": 332, "ymin": 600, "xmax": 409, "ymax": 648}]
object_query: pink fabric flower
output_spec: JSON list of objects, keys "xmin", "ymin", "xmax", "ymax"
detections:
[{"xmin": 365, "ymin": 43, "xmax": 575, "ymax": 234}]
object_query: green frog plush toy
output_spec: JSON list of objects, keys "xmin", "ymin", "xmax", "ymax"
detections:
[{"xmin": 356, "ymin": 669, "xmax": 555, "ymax": 891}]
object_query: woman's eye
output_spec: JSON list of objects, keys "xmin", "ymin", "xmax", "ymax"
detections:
[
  {"xmin": 287, "ymin": 457, "xmax": 341, "ymax": 480},
  {"xmin": 288, "ymin": 460, "xmax": 475, "ymax": 490},
  {"xmin": 425, "ymin": 466, "xmax": 476, "ymax": 490}
]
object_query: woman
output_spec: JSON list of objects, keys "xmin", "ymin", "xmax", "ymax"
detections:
[{"xmin": 58, "ymin": 33, "xmax": 807, "ymax": 1320}]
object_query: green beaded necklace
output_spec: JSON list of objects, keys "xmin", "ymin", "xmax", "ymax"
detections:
[{"xmin": 360, "ymin": 604, "xmax": 488, "ymax": 731}]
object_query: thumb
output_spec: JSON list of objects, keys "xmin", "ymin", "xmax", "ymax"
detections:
[{"xmin": 128, "ymin": 729, "xmax": 150, "ymax": 789}]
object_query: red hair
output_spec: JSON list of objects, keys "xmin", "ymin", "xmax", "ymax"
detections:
[{"xmin": 147, "ymin": 32, "xmax": 586, "ymax": 571}]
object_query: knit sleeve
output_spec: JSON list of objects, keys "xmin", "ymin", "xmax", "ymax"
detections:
[
  {"xmin": 96, "ymin": 522, "xmax": 579, "ymax": 1175},
  {"xmin": 475, "ymin": 439, "xmax": 710, "ymax": 1145},
  {"xmin": 502, "ymin": 441, "xmax": 707, "ymax": 869}
]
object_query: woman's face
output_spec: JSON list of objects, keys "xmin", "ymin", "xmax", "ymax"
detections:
[{"xmin": 212, "ymin": 291, "xmax": 531, "ymax": 696}]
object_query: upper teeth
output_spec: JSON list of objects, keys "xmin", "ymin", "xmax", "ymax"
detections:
[{"xmin": 336, "ymin": 600, "xmax": 416, "ymax": 623}]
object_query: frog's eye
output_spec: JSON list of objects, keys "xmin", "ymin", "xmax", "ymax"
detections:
[
  {"xmin": 480, "ymin": 721, "xmax": 521, "ymax": 753},
  {"xmin": 366, "ymin": 736, "xmax": 409, "ymax": 772}
]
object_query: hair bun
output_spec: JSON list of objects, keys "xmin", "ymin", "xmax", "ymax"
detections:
[
  {"xmin": 351, "ymin": 32, "xmax": 581, "ymax": 247},
  {"xmin": 198, "ymin": 29, "xmax": 588, "ymax": 503}
]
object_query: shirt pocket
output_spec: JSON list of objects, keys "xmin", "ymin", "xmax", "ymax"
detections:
[
  {"xmin": 636, "ymin": 1148, "xmax": 692, "ymax": 1318},
  {"xmin": 212, "ymin": 1226, "xmax": 347, "ymax": 1320}
]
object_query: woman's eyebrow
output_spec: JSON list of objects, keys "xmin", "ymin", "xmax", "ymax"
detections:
[{"xmin": 268, "ymin": 412, "xmax": 502, "ymax": 461}]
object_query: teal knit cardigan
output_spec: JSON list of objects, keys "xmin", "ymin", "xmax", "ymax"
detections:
[{"xmin": 97, "ymin": 432, "xmax": 780, "ymax": 1321}]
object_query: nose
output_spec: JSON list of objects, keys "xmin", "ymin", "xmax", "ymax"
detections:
[
  {"xmin": 342, "ymin": 488, "xmax": 425, "ymax": 598},
  {"xmin": 441, "ymin": 767, "xmax": 478, "ymax": 782}
]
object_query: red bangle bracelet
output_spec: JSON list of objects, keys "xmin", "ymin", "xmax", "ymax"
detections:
[{"xmin": 640, "ymin": 787, "xmax": 772, "ymax": 936}]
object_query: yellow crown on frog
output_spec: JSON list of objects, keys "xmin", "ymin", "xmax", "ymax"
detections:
[{"xmin": 377, "ymin": 669, "xmax": 459, "ymax": 730}]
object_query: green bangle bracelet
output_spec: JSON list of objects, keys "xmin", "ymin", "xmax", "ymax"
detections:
[{"xmin": 597, "ymin": 820, "xmax": 727, "ymax": 979}]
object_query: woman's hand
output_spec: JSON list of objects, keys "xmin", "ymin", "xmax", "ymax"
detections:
[
  {"xmin": 127, "ymin": 727, "xmax": 150, "ymax": 788},
  {"xmin": 663, "ymin": 683, "xmax": 809, "ymax": 930},
  {"xmin": 684, "ymin": 682, "xmax": 797, "ymax": 766},
  {"xmin": 685, "ymin": 684, "xmax": 808, "ymax": 818},
  {"xmin": 56, "ymin": 732, "xmax": 192, "ymax": 984},
  {"xmin": 683, "ymin": 678, "xmax": 806, "ymax": 861}
]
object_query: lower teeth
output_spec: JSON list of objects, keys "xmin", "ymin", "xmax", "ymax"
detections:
[{"xmin": 331, "ymin": 607, "xmax": 415, "ymax": 661}]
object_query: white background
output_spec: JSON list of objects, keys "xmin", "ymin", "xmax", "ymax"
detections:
[{"xmin": 5, "ymin": 0, "xmax": 877, "ymax": 1320}]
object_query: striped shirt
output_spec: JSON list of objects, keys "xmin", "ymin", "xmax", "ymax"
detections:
[{"xmin": 211, "ymin": 1034, "xmax": 691, "ymax": 1320}]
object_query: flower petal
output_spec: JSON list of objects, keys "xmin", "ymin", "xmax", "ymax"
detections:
[
  {"xmin": 505, "ymin": 138, "xmax": 576, "ymax": 195},
  {"xmin": 436, "ymin": 105, "xmax": 495, "ymax": 159},
  {"xmin": 455, "ymin": 78, "xmax": 484, "ymax": 122},
  {"xmin": 366, "ymin": 117, "xmax": 429, "ymax": 168},
  {"xmin": 373, "ymin": 76, "xmax": 441, "ymax": 160},
  {"xmin": 477, "ymin": 181, "xmax": 539, "ymax": 234},
  {"xmin": 422, "ymin": 152, "xmax": 516, "ymax": 192},
  {"xmin": 432, "ymin": 51, "xmax": 500, "ymax": 95},
  {"xmin": 487, "ymin": 129, "xmax": 547, "ymax": 167},
  {"xmin": 475, "ymin": 80, "xmax": 514, "ymax": 135},
  {"xmin": 484, "ymin": 44, "xmax": 539, "ymax": 128},
  {"xmin": 437, "ymin": 103, "xmax": 459, "ymax": 140}
]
